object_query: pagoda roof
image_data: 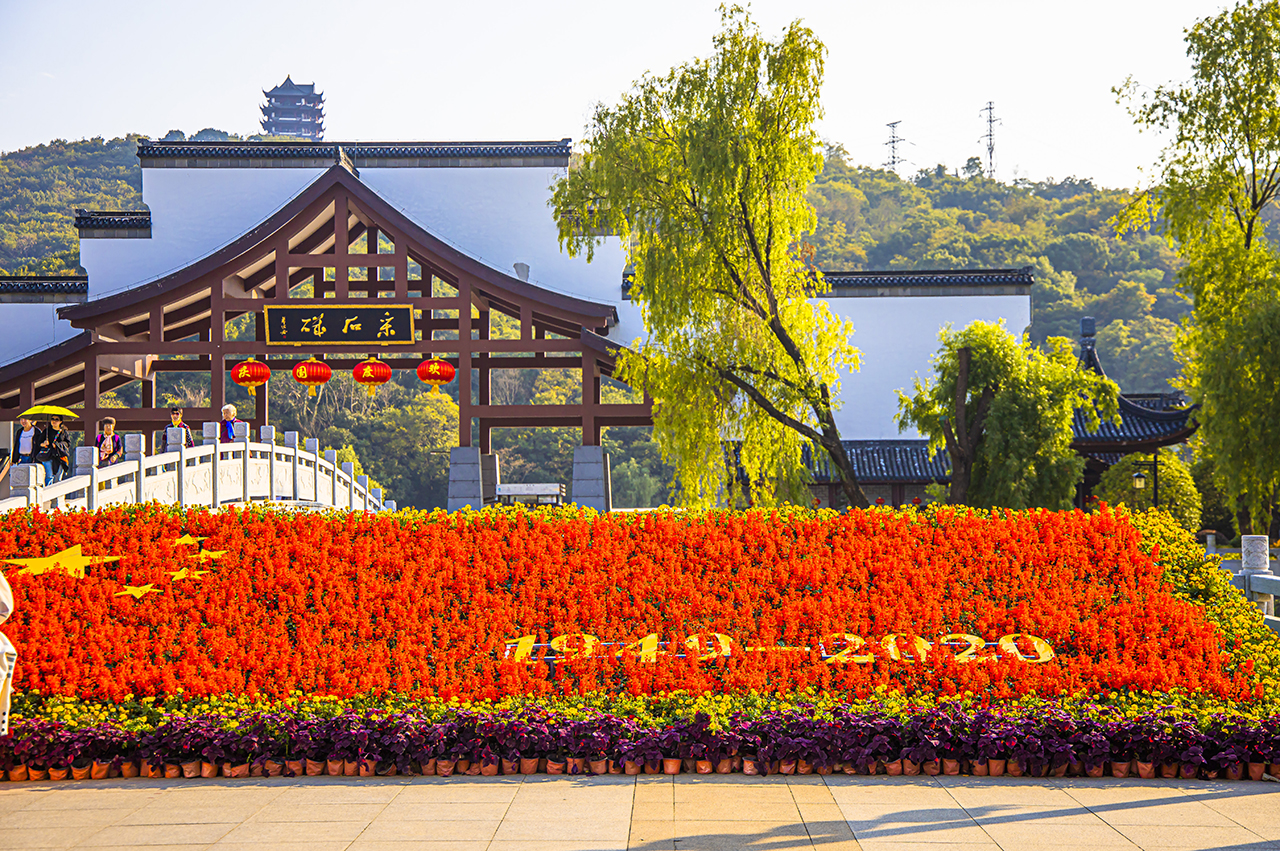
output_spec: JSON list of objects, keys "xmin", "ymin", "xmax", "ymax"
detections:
[
  {"xmin": 0, "ymin": 275, "xmax": 88, "ymax": 297},
  {"xmin": 822, "ymin": 268, "xmax": 1034, "ymax": 289},
  {"xmin": 807, "ymin": 440, "xmax": 951, "ymax": 484},
  {"xmin": 136, "ymin": 139, "xmax": 571, "ymax": 163},
  {"xmin": 264, "ymin": 76, "xmax": 319, "ymax": 97},
  {"xmin": 75, "ymin": 210, "xmax": 151, "ymax": 230}
]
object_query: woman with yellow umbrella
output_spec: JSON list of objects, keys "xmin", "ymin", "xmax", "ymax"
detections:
[{"xmin": 17, "ymin": 406, "xmax": 78, "ymax": 485}]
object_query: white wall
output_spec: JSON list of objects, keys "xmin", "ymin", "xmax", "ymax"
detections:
[
  {"xmin": 361, "ymin": 168, "xmax": 626, "ymax": 306},
  {"xmin": 0, "ymin": 304, "xmax": 77, "ymax": 368},
  {"xmin": 826, "ymin": 294, "xmax": 1031, "ymax": 439}
]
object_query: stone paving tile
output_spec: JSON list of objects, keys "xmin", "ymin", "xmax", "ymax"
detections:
[
  {"xmin": 854, "ymin": 842, "xmax": 1000, "ymax": 851},
  {"xmin": 789, "ymin": 780, "xmax": 840, "ymax": 804},
  {"xmin": 347, "ymin": 842, "xmax": 488, "ymax": 851},
  {"xmin": 489, "ymin": 843, "xmax": 630, "ymax": 851},
  {"xmin": 1110, "ymin": 823, "xmax": 1277, "ymax": 848},
  {"xmin": 631, "ymin": 801, "xmax": 675, "ymax": 821},
  {"xmin": 939, "ymin": 779, "xmax": 1082, "ymax": 808},
  {"xmin": 115, "ymin": 804, "xmax": 266, "ymax": 825},
  {"xmin": 270, "ymin": 783, "xmax": 406, "ymax": 805},
  {"xmin": 212, "ymin": 844, "xmax": 352, "ymax": 851},
  {"xmin": 76, "ymin": 821, "xmax": 235, "ymax": 846},
  {"xmin": 212, "ymin": 819, "xmax": 367, "ymax": 844},
  {"xmin": 490, "ymin": 815, "xmax": 633, "ymax": 843},
  {"xmin": 357, "ymin": 819, "xmax": 501, "ymax": 842},
  {"xmin": 963, "ymin": 804, "xmax": 1108, "ymax": 825},
  {"xmin": 824, "ymin": 779, "xmax": 958, "ymax": 807},
  {"xmin": 19, "ymin": 786, "xmax": 164, "ymax": 809},
  {"xmin": 1, "ymin": 807, "xmax": 135, "ymax": 828},
  {"xmin": 1087, "ymin": 799, "xmax": 1242, "ymax": 826},
  {"xmin": 979, "ymin": 821, "xmax": 1136, "ymax": 847},
  {"xmin": 647, "ymin": 820, "xmax": 814, "ymax": 850},
  {"xmin": 838, "ymin": 804, "xmax": 989, "ymax": 844},
  {"xmin": 245, "ymin": 801, "xmax": 388, "ymax": 822},
  {"xmin": 0, "ymin": 825, "xmax": 101, "ymax": 849},
  {"xmin": 393, "ymin": 782, "xmax": 522, "ymax": 803},
  {"xmin": 376, "ymin": 800, "xmax": 511, "ymax": 820},
  {"xmin": 673, "ymin": 799, "xmax": 802, "ymax": 821}
]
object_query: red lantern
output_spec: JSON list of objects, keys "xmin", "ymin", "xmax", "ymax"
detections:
[
  {"xmin": 231, "ymin": 357, "xmax": 271, "ymax": 396},
  {"xmin": 416, "ymin": 358, "xmax": 456, "ymax": 395},
  {"xmin": 353, "ymin": 357, "xmax": 392, "ymax": 397},
  {"xmin": 292, "ymin": 356, "xmax": 332, "ymax": 397}
]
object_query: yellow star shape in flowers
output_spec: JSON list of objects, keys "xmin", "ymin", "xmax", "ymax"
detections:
[
  {"xmin": 187, "ymin": 550, "xmax": 226, "ymax": 562},
  {"xmin": 114, "ymin": 584, "xmax": 158, "ymax": 599},
  {"xmin": 172, "ymin": 535, "xmax": 207, "ymax": 547},
  {"xmin": 166, "ymin": 567, "xmax": 211, "ymax": 581},
  {"xmin": 3, "ymin": 545, "xmax": 120, "ymax": 578}
]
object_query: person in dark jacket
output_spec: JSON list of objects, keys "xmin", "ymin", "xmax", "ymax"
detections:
[
  {"xmin": 161, "ymin": 407, "xmax": 195, "ymax": 453},
  {"xmin": 38, "ymin": 416, "xmax": 72, "ymax": 484}
]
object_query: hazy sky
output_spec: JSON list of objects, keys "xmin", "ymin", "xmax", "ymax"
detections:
[{"xmin": 1, "ymin": 0, "xmax": 1227, "ymax": 189}]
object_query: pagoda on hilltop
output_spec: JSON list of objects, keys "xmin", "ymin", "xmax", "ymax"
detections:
[{"xmin": 260, "ymin": 76, "xmax": 324, "ymax": 140}]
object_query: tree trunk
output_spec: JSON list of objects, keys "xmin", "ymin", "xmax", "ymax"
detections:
[
  {"xmin": 943, "ymin": 348, "xmax": 994, "ymax": 507},
  {"xmin": 823, "ymin": 437, "xmax": 870, "ymax": 509}
]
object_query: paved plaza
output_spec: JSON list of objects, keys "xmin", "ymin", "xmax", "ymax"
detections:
[{"xmin": 2, "ymin": 773, "xmax": 1279, "ymax": 851}]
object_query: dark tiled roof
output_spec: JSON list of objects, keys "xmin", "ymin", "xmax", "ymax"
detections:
[
  {"xmin": 1071, "ymin": 395, "xmax": 1199, "ymax": 448},
  {"xmin": 0, "ymin": 276, "xmax": 88, "ymax": 295},
  {"xmin": 822, "ymin": 268, "xmax": 1034, "ymax": 288},
  {"xmin": 264, "ymin": 76, "xmax": 318, "ymax": 97},
  {"xmin": 75, "ymin": 210, "xmax": 150, "ymax": 229},
  {"xmin": 137, "ymin": 139, "xmax": 572, "ymax": 160},
  {"xmin": 806, "ymin": 440, "xmax": 950, "ymax": 483}
]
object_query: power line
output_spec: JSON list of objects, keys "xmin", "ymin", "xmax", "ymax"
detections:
[
  {"xmin": 884, "ymin": 121, "xmax": 906, "ymax": 173},
  {"xmin": 979, "ymin": 101, "xmax": 1000, "ymax": 179}
]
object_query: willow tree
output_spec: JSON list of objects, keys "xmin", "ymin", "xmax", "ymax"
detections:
[
  {"xmin": 1115, "ymin": 0, "xmax": 1280, "ymax": 533},
  {"xmin": 551, "ymin": 9, "xmax": 869, "ymax": 509},
  {"xmin": 896, "ymin": 321, "xmax": 1118, "ymax": 510}
]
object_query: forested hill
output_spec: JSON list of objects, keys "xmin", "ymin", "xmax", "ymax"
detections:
[
  {"xmin": 1, "ymin": 136, "xmax": 1185, "ymax": 393},
  {"xmin": 807, "ymin": 147, "xmax": 1185, "ymax": 393}
]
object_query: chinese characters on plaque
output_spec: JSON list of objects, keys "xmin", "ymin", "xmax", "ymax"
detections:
[{"xmin": 264, "ymin": 305, "xmax": 415, "ymax": 346}]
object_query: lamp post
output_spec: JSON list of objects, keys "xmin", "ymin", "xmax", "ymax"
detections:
[{"xmin": 1130, "ymin": 451, "xmax": 1159, "ymax": 508}]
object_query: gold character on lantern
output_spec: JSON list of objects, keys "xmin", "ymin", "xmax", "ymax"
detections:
[
  {"xmin": 427, "ymin": 362, "xmax": 440, "ymax": 375},
  {"xmin": 342, "ymin": 317, "xmax": 362, "ymax": 334},
  {"xmin": 301, "ymin": 313, "xmax": 326, "ymax": 337},
  {"xmin": 362, "ymin": 365, "xmax": 375, "ymax": 378},
  {"xmin": 377, "ymin": 312, "xmax": 395, "ymax": 338},
  {"xmin": 236, "ymin": 365, "xmax": 251, "ymax": 379},
  {"xmin": 297, "ymin": 364, "xmax": 308, "ymax": 379}
]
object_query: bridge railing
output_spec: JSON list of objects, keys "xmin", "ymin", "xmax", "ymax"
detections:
[{"xmin": 0, "ymin": 423, "xmax": 396, "ymax": 514}]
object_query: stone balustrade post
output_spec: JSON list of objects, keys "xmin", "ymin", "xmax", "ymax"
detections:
[
  {"xmin": 166, "ymin": 428, "xmax": 187, "ymax": 507},
  {"xmin": 234, "ymin": 422, "xmax": 250, "ymax": 504},
  {"xmin": 357, "ymin": 474, "xmax": 370, "ymax": 511},
  {"xmin": 10, "ymin": 464, "xmax": 42, "ymax": 507},
  {"xmin": 284, "ymin": 432, "xmax": 300, "ymax": 501},
  {"xmin": 124, "ymin": 433, "xmax": 144, "ymax": 463},
  {"xmin": 371, "ymin": 487, "xmax": 383, "ymax": 510},
  {"xmin": 324, "ymin": 449, "xmax": 338, "ymax": 506},
  {"xmin": 341, "ymin": 462, "xmax": 356, "ymax": 509},
  {"xmin": 384, "ymin": 499, "xmax": 397, "ymax": 512},
  {"xmin": 260, "ymin": 426, "xmax": 277, "ymax": 501},
  {"xmin": 305, "ymin": 439, "xmax": 320, "ymax": 502},
  {"xmin": 1241, "ymin": 535, "xmax": 1275, "ymax": 616},
  {"xmin": 203, "ymin": 423, "xmax": 220, "ymax": 507},
  {"xmin": 74, "ymin": 446, "xmax": 95, "ymax": 478}
]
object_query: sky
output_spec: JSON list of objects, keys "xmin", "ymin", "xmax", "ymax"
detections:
[{"xmin": 0, "ymin": 0, "xmax": 1228, "ymax": 189}]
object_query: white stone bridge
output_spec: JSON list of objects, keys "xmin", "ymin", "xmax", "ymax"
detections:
[{"xmin": 0, "ymin": 423, "xmax": 394, "ymax": 514}]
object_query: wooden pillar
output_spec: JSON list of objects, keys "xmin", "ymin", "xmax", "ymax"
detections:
[
  {"xmin": 141, "ymin": 377, "xmax": 155, "ymax": 454},
  {"xmin": 334, "ymin": 193, "xmax": 349, "ymax": 300},
  {"xmin": 394, "ymin": 235, "xmax": 408, "ymax": 300},
  {"xmin": 457, "ymin": 277, "xmax": 473, "ymax": 447},
  {"xmin": 211, "ymin": 278, "xmax": 226, "ymax": 422},
  {"xmin": 274, "ymin": 235, "xmax": 290, "ymax": 300},
  {"xmin": 85, "ymin": 355, "xmax": 100, "ymax": 442},
  {"xmin": 582, "ymin": 352, "xmax": 599, "ymax": 446}
]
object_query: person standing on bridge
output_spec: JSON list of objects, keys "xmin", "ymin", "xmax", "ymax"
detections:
[
  {"xmin": 219, "ymin": 404, "xmax": 244, "ymax": 444},
  {"xmin": 95, "ymin": 417, "xmax": 124, "ymax": 467},
  {"xmin": 39, "ymin": 415, "xmax": 71, "ymax": 485},
  {"xmin": 14, "ymin": 417, "xmax": 43, "ymax": 469},
  {"xmin": 161, "ymin": 407, "xmax": 195, "ymax": 453}
]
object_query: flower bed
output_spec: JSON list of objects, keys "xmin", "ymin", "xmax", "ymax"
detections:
[
  {"xmin": 0, "ymin": 504, "xmax": 1264, "ymax": 702},
  {"xmin": 4, "ymin": 703, "xmax": 1280, "ymax": 783}
]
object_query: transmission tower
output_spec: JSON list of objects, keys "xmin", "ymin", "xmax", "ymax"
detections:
[
  {"xmin": 979, "ymin": 101, "xmax": 1000, "ymax": 179},
  {"xmin": 884, "ymin": 121, "xmax": 906, "ymax": 172}
]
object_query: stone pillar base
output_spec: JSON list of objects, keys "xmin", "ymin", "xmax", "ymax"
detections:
[
  {"xmin": 447, "ymin": 446, "xmax": 500, "ymax": 512},
  {"xmin": 571, "ymin": 446, "xmax": 612, "ymax": 512}
]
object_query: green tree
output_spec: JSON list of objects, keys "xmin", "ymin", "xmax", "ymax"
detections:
[
  {"xmin": 552, "ymin": 8, "xmax": 870, "ymax": 509},
  {"xmin": 896, "ymin": 320, "xmax": 1119, "ymax": 509},
  {"xmin": 1116, "ymin": 0, "xmax": 1280, "ymax": 533},
  {"xmin": 1096, "ymin": 448, "xmax": 1202, "ymax": 533}
]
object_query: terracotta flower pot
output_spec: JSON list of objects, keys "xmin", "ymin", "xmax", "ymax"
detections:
[
  {"xmin": 91, "ymin": 761, "xmax": 111, "ymax": 780},
  {"xmin": 233, "ymin": 763, "xmax": 252, "ymax": 778},
  {"xmin": 520, "ymin": 757, "xmax": 540, "ymax": 774},
  {"xmin": 419, "ymin": 759, "xmax": 437, "ymax": 776},
  {"xmin": 48, "ymin": 767, "xmax": 69, "ymax": 781},
  {"xmin": 644, "ymin": 760, "xmax": 662, "ymax": 774},
  {"xmin": 1068, "ymin": 761, "xmax": 1084, "ymax": 777},
  {"xmin": 1134, "ymin": 761, "xmax": 1154, "ymax": 779},
  {"xmin": 943, "ymin": 759, "xmax": 960, "ymax": 776},
  {"xmin": 164, "ymin": 764, "xmax": 182, "ymax": 779},
  {"xmin": 903, "ymin": 759, "xmax": 921, "ymax": 776},
  {"xmin": 1006, "ymin": 760, "xmax": 1023, "ymax": 777},
  {"xmin": 358, "ymin": 759, "xmax": 374, "ymax": 777},
  {"xmin": 504, "ymin": 758, "xmax": 521, "ymax": 776},
  {"xmin": 343, "ymin": 759, "xmax": 358, "ymax": 777},
  {"xmin": 200, "ymin": 762, "xmax": 219, "ymax": 778},
  {"xmin": 1206, "ymin": 768, "xmax": 1220, "ymax": 779},
  {"xmin": 1086, "ymin": 764, "xmax": 1105, "ymax": 778},
  {"xmin": 181, "ymin": 760, "xmax": 201, "ymax": 778},
  {"xmin": 456, "ymin": 759, "xmax": 472, "ymax": 775},
  {"xmin": 546, "ymin": 760, "xmax": 566, "ymax": 775},
  {"xmin": 284, "ymin": 759, "xmax": 304, "ymax": 777},
  {"xmin": 922, "ymin": 760, "xmax": 941, "ymax": 776},
  {"xmin": 29, "ymin": 768, "xmax": 48, "ymax": 781},
  {"xmin": 843, "ymin": 763, "xmax": 859, "ymax": 775},
  {"xmin": 1225, "ymin": 763, "xmax": 1244, "ymax": 781},
  {"xmin": 769, "ymin": 761, "xmax": 781, "ymax": 775},
  {"xmin": 989, "ymin": 759, "xmax": 1006, "ymax": 777},
  {"xmin": 1180, "ymin": 763, "xmax": 1200, "ymax": 779},
  {"xmin": 120, "ymin": 761, "xmax": 140, "ymax": 779},
  {"xmin": 250, "ymin": 763, "xmax": 265, "ymax": 778},
  {"xmin": 624, "ymin": 760, "xmax": 642, "ymax": 775},
  {"xmin": 8, "ymin": 765, "xmax": 29, "ymax": 781},
  {"xmin": 589, "ymin": 759, "xmax": 608, "ymax": 776},
  {"xmin": 797, "ymin": 759, "xmax": 814, "ymax": 775},
  {"xmin": 1160, "ymin": 762, "xmax": 1178, "ymax": 779},
  {"xmin": 663, "ymin": 758, "xmax": 682, "ymax": 775},
  {"xmin": 437, "ymin": 758, "xmax": 456, "ymax": 777},
  {"xmin": 732, "ymin": 756, "xmax": 743, "ymax": 773},
  {"xmin": 696, "ymin": 760, "xmax": 714, "ymax": 774},
  {"xmin": 71, "ymin": 764, "xmax": 92, "ymax": 781},
  {"xmin": 141, "ymin": 762, "xmax": 163, "ymax": 779},
  {"xmin": 1111, "ymin": 760, "xmax": 1131, "ymax": 778},
  {"xmin": 1270, "ymin": 763, "xmax": 1280, "ymax": 778},
  {"xmin": 972, "ymin": 760, "xmax": 989, "ymax": 776},
  {"xmin": 376, "ymin": 761, "xmax": 398, "ymax": 776},
  {"xmin": 715, "ymin": 758, "xmax": 733, "ymax": 774},
  {"xmin": 1249, "ymin": 762, "xmax": 1266, "ymax": 781},
  {"xmin": 779, "ymin": 760, "xmax": 797, "ymax": 775},
  {"xmin": 816, "ymin": 764, "xmax": 833, "ymax": 776},
  {"xmin": 327, "ymin": 759, "xmax": 344, "ymax": 776},
  {"xmin": 884, "ymin": 759, "xmax": 904, "ymax": 776},
  {"xmin": 742, "ymin": 758, "xmax": 761, "ymax": 776},
  {"xmin": 265, "ymin": 760, "xmax": 284, "ymax": 778},
  {"xmin": 682, "ymin": 758, "xmax": 696, "ymax": 774},
  {"xmin": 305, "ymin": 759, "xmax": 324, "ymax": 776},
  {"xmin": 566, "ymin": 757, "xmax": 585, "ymax": 775},
  {"xmin": 1052, "ymin": 763, "xmax": 1069, "ymax": 777},
  {"xmin": 480, "ymin": 762, "xmax": 499, "ymax": 777}
]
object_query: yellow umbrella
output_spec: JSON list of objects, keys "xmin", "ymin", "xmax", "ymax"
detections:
[{"xmin": 17, "ymin": 406, "xmax": 79, "ymax": 419}]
